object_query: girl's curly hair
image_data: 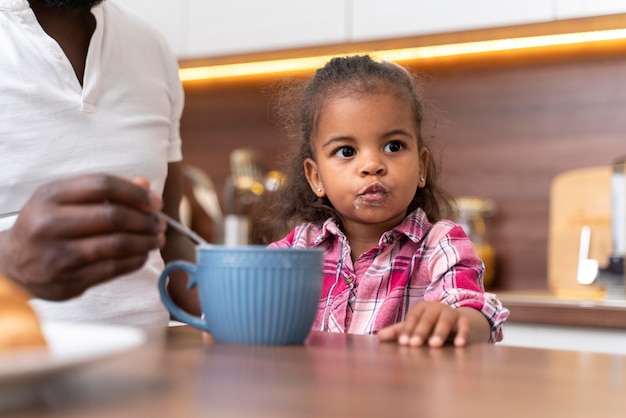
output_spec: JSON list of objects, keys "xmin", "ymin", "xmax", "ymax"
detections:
[{"xmin": 253, "ymin": 55, "xmax": 451, "ymax": 244}]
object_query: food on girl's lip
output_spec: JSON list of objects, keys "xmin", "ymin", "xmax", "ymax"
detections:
[
  {"xmin": 0, "ymin": 274, "xmax": 47, "ymax": 350},
  {"xmin": 354, "ymin": 181, "xmax": 389, "ymax": 207}
]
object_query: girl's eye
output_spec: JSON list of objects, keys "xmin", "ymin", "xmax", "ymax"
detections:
[
  {"xmin": 333, "ymin": 146, "xmax": 355, "ymax": 158},
  {"xmin": 384, "ymin": 141, "xmax": 404, "ymax": 153}
]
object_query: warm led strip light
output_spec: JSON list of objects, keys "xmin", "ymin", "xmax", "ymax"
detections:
[{"xmin": 179, "ymin": 28, "xmax": 626, "ymax": 82}]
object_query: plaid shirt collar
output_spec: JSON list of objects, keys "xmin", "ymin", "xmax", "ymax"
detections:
[{"xmin": 311, "ymin": 208, "xmax": 433, "ymax": 247}]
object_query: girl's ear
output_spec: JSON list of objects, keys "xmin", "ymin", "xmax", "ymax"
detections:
[
  {"xmin": 419, "ymin": 147, "xmax": 429, "ymax": 187},
  {"xmin": 304, "ymin": 158, "xmax": 325, "ymax": 197}
]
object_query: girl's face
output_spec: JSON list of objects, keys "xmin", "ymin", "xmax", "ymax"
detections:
[{"xmin": 304, "ymin": 93, "xmax": 429, "ymax": 233}]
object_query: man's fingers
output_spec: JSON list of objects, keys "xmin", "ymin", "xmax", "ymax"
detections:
[
  {"xmin": 35, "ymin": 174, "xmax": 161, "ymax": 213},
  {"xmin": 32, "ymin": 204, "xmax": 166, "ymax": 239},
  {"xmin": 56, "ymin": 233, "xmax": 165, "ymax": 271},
  {"xmin": 132, "ymin": 177, "xmax": 151, "ymax": 189},
  {"xmin": 26, "ymin": 255, "xmax": 153, "ymax": 300}
]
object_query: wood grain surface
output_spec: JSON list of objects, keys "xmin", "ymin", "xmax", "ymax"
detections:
[{"xmin": 5, "ymin": 326, "xmax": 626, "ymax": 418}]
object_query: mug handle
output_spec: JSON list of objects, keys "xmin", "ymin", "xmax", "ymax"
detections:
[{"xmin": 158, "ymin": 261, "xmax": 210, "ymax": 332}]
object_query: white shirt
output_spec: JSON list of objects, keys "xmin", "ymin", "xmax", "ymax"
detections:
[{"xmin": 0, "ymin": 0, "xmax": 184, "ymax": 327}]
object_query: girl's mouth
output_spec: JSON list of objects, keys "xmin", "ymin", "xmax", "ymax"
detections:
[{"xmin": 354, "ymin": 181, "xmax": 389, "ymax": 207}]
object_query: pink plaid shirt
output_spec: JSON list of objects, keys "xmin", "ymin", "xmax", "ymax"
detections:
[{"xmin": 269, "ymin": 208, "xmax": 509, "ymax": 342}]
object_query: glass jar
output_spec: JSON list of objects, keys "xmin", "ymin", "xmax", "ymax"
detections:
[{"xmin": 452, "ymin": 197, "xmax": 497, "ymax": 289}]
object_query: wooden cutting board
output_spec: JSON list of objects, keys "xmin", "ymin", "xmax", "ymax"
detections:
[{"xmin": 548, "ymin": 165, "xmax": 613, "ymax": 298}]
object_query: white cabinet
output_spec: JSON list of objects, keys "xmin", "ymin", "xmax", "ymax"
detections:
[
  {"xmin": 555, "ymin": 0, "xmax": 626, "ymax": 19},
  {"xmin": 184, "ymin": 0, "xmax": 347, "ymax": 59},
  {"xmin": 119, "ymin": 0, "xmax": 185, "ymax": 55},
  {"xmin": 351, "ymin": 0, "xmax": 553, "ymax": 42},
  {"xmin": 119, "ymin": 1, "xmax": 626, "ymax": 59},
  {"xmin": 122, "ymin": 0, "xmax": 346, "ymax": 59}
]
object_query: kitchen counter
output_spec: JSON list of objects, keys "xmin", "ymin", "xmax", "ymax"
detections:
[{"xmin": 498, "ymin": 289, "xmax": 626, "ymax": 329}]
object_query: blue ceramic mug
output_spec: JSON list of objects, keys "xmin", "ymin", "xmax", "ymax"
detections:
[{"xmin": 158, "ymin": 245, "xmax": 324, "ymax": 345}]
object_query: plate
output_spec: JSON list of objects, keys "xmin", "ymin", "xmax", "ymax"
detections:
[{"xmin": 0, "ymin": 322, "xmax": 146, "ymax": 410}]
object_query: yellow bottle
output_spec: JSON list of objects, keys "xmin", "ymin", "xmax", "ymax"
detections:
[{"xmin": 452, "ymin": 197, "xmax": 497, "ymax": 289}]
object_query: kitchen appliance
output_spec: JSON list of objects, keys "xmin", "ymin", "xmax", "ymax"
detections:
[
  {"xmin": 548, "ymin": 159, "xmax": 625, "ymax": 299},
  {"xmin": 575, "ymin": 158, "xmax": 625, "ymax": 298}
]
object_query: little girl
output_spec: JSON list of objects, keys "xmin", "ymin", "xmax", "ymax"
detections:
[{"xmin": 261, "ymin": 55, "xmax": 509, "ymax": 347}]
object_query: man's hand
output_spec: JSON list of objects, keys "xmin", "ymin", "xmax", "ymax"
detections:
[{"xmin": 0, "ymin": 174, "xmax": 166, "ymax": 300}]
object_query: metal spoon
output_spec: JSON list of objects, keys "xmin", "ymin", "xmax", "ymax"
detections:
[
  {"xmin": 157, "ymin": 211, "xmax": 209, "ymax": 246},
  {"xmin": 0, "ymin": 210, "xmax": 20, "ymax": 220},
  {"xmin": 1, "ymin": 209, "xmax": 209, "ymax": 246}
]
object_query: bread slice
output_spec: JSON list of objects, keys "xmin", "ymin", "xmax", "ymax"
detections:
[{"xmin": 0, "ymin": 274, "xmax": 47, "ymax": 349}]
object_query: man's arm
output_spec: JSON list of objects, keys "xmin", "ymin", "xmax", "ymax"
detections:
[{"xmin": 160, "ymin": 162, "xmax": 201, "ymax": 316}]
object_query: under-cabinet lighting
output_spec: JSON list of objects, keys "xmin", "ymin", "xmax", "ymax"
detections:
[{"xmin": 179, "ymin": 28, "xmax": 626, "ymax": 82}]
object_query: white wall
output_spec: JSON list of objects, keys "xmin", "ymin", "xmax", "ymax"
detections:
[{"xmin": 120, "ymin": 0, "xmax": 626, "ymax": 59}]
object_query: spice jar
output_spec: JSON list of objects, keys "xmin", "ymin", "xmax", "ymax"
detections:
[{"xmin": 452, "ymin": 197, "xmax": 497, "ymax": 289}]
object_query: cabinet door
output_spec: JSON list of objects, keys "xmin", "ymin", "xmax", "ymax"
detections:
[
  {"xmin": 119, "ymin": 0, "xmax": 185, "ymax": 56},
  {"xmin": 184, "ymin": 0, "xmax": 347, "ymax": 59},
  {"xmin": 555, "ymin": 0, "xmax": 626, "ymax": 19},
  {"xmin": 351, "ymin": 0, "xmax": 553, "ymax": 41}
]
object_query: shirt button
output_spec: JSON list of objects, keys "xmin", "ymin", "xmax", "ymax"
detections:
[
  {"xmin": 346, "ymin": 275, "xmax": 354, "ymax": 285},
  {"xmin": 50, "ymin": 49, "xmax": 62, "ymax": 59},
  {"xmin": 386, "ymin": 235, "xmax": 394, "ymax": 244}
]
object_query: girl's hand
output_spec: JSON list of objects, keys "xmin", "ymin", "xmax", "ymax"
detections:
[{"xmin": 377, "ymin": 302, "xmax": 488, "ymax": 348}]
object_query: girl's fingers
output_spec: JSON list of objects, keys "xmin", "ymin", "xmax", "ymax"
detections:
[
  {"xmin": 378, "ymin": 303, "xmax": 473, "ymax": 348},
  {"xmin": 408, "ymin": 306, "xmax": 441, "ymax": 347},
  {"xmin": 376, "ymin": 322, "xmax": 403, "ymax": 341},
  {"xmin": 453, "ymin": 316, "xmax": 471, "ymax": 347},
  {"xmin": 399, "ymin": 304, "xmax": 424, "ymax": 345},
  {"xmin": 427, "ymin": 309, "xmax": 458, "ymax": 347},
  {"xmin": 378, "ymin": 304, "xmax": 425, "ymax": 344}
]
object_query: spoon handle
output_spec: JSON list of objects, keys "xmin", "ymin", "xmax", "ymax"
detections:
[
  {"xmin": 157, "ymin": 211, "xmax": 208, "ymax": 246},
  {"xmin": 0, "ymin": 210, "xmax": 208, "ymax": 245}
]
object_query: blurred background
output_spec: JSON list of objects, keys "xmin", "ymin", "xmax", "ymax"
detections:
[{"xmin": 122, "ymin": 0, "xmax": 626, "ymax": 296}]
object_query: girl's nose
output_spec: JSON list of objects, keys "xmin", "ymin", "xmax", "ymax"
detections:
[{"xmin": 360, "ymin": 156, "xmax": 386, "ymax": 176}]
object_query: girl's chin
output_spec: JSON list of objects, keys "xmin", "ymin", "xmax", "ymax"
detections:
[
  {"xmin": 353, "ymin": 197, "xmax": 386, "ymax": 209},
  {"xmin": 345, "ymin": 208, "xmax": 407, "ymax": 226}
]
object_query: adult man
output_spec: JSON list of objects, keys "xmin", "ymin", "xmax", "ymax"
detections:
[{"xmin": 0, "ymin": 0, "xmax": 199, "ymax": 326}]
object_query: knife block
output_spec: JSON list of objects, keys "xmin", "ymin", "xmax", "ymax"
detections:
[{"xmin": 548, "ymin": 166, "xmax": 614, "ymax": 299}]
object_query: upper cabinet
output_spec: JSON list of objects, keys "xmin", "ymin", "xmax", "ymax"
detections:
[
  {"xmin": 555, "ymin": 0, "xmax": 626, "ymax": 19},
  {"xmin": 351, "ymin": 0, "xmax": 553, "ymax": 42},
  {"xmin": 120, "ymin": 0, "xmax": 626, "ymax": 59},
  {"xmin": 185, "ymin": 0, "xmax": 346, "ymax": 58},
  {"xmin": 120, "ymin": 0, "xmax": 184, "ymax": 55}
]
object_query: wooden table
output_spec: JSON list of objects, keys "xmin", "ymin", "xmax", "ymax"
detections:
[{"xmin": 5, "ymin": 326, "xmax": 626, "ymax": 418}]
